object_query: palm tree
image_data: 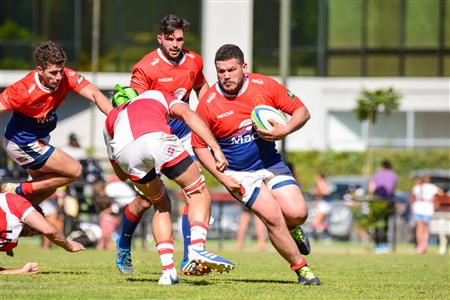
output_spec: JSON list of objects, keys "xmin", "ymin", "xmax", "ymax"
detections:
[{"xmin": 353, "ymin": 87, "xmax": 401, "ymax": 175}]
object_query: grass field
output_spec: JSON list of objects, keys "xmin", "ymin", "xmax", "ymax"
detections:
[{"xmin": 1, "ymin": 240, "xmax": 449, "ymax": 299}]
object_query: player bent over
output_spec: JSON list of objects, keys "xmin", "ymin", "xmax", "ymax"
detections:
[
  {"xmin": 0, "ymin": 192, "xmax": 84, "ymax": 274},
  {"xmin": 192, "ymin": 44, "xmax": 321, "ymax": 285},
  {"xmin": 103, "ymin": 86, "xmax": 234, "ymax": 285},
  {"xmin": 0, "ymin": 41, "xmax": 113, "ymax": 204}
]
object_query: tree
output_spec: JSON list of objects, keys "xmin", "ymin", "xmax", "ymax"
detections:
[{"xmin": 353, "ymin": 87, "xmax": 401, "ymax": 175}]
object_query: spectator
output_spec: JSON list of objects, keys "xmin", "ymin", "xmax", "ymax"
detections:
[
  {"xmin": 368, "ymin": 159, "xmax": 397, "ymax": 253},
  {"xmin": 92, "ymin": 179, "xmax": 120, "ymax": 250},
  {"xmin": 311, "ymin": 172, "xmax": 332, "ymax": 241},
  {"xmin": 411, "ymin": 176, "xmax": 443, "ymax": 254},
  {"xmin": 236, "ymin": 209, "xmax": 267, "ymax": 251},
  {"xmin": 61, "ymin": 133, "xmax": 87, "ymax": 161}
]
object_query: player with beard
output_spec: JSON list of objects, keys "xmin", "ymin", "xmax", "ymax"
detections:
[
  {"xmin": 192, "ymin": 44, "xmax": 321, "ymax": 285},
  {"xmin": 128, "ymin": 14, "xmax": 209, "ymax": 275}
]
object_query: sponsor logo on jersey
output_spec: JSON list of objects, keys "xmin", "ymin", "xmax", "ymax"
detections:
[
  {"xmin": 251, "ymin": 79, "xmax": 264, "ymax": 85},
  {"xmin": 158, "ymin": 77, "xmax": 173, "ymax": 82},
  {"xmin": 76, "ymin": 74, "xmax": 84, "ymax": 85},
  {"xmin": 287, "ymin": 89, "xmax": 295, "ymax": 99},
  {"xmin": 29, "ymin": 101, "xmax": 45, "ymax": 109},
  {"xmin": 167, "ymin": 146, "xmax": 175, "ymax": 155},
  {"xmin": 206, "ymin": 93, "xmax": 216, "ymax": 104},
  {"xmin": 151, "ymin": 58, "xmax": 160, "ymax": 66},
  {"xmin": 68, "ymin": 71, "xmax": 75, "ymax": 77},
  {"xmin": 217, "ymin": 110, "xmax": 234, "ymax": 119},
  {"xmin": 230, "ymin": 132, "xmax": 259, "ymax": 145}
]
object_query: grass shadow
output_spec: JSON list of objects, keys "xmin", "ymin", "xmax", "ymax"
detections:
[
  {"xmin": 228, "ymin": 278, "xmax": 294, "ymax": 284},
  {"xmin": 40, "ymin": 271, "xmax": 88, "ymax": 275}
]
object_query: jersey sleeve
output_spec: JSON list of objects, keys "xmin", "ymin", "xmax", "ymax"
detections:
[
  {"xmin": 191, "ymin": 100, "xmax": 209, "ymax": 148},
  {"xmin": 5, "ymin": 194, "xmax": 34, "ymax": 221},
  {"xmin": 267, "ymin": 77, "xmax": 304, "ymax": 115},
  {"xmin": 130, "ymin": 65, "xmax": 152, "ymax": 95},
  {"xmin": 0, "ymin": 81, "xmax": 28, "ymax": 111},
  {"xmin": 65, "ymin": 68, "xmax": 90, "ymax": 93},
  {"xmin": 193, "ymin": 55, "xmax": 206, "ymax": 88}
]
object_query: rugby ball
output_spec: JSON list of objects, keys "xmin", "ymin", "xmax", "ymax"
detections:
[{"xmin": 251, "ymin": 105, "xmax": 288, "ymax": 130}]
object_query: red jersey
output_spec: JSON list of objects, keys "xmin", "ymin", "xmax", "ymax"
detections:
[
  {"xmin": 130, "ymin": 48, "xmax": 206, "ymax": 138},
  {"xmin": 0, "ymin": 193, "xmax": 35, "ymax": 252},
  {"xmin": 192, "ymin": 73, "xmax": 304, "ymax": 171},
  {"xmin": 0, "ymin": 68, "xmax": 90, "ymax": 144},
  {"xmin": 104, "ymin": 90, "xmax": 185, "ymax": 160}
]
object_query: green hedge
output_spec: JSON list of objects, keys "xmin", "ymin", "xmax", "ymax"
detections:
[{"xmin": 203, "ymin": 149, "xmax": 449, "ymax": 193}]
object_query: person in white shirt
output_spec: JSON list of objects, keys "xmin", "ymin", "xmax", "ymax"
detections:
[{"xmin": 411, "ymin": 176, "xmax": 443, "ymax": 253}]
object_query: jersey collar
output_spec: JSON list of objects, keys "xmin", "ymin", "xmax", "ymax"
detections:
[
  {"xmin": 215, "ymin": 74, "xmax": 249, "ymax": 98},
  {"xmin": 157, "ymin": 48, "xmax": 186, "ymax": 66},
  {"xmin": 34, "ymin": 71, "xmax": 59, "ymax": 93}
]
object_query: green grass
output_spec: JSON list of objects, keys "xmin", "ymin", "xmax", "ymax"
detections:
[{"xmin": 1, "ymin": 240, "xmax": 449, "ymax": 299}]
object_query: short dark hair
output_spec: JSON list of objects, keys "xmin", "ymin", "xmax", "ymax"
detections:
[
  {"xmin": 159, "ymin": 14, "xmax": 190, "ymax": 35},
  {"xmin": 215, "ymin": 44, "xmax": 244, "ymax": 64},
  {"xmin": 381, "ymin": 159, "xmax": 392, "ymax": 169},
  {"xmin": 34, "ymin": 40, "xmax": 67, "ymax": 68}
]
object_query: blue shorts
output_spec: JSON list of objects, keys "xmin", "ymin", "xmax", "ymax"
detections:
[
  {"xmin": 2, "ymin": 135, "xmax": 55, "ymax": 170},
  {"xmin": 414, "ymin": 214, "xmax": 431, "ymax": 223}
]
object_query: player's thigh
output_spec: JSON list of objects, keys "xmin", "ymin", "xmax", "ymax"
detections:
[
  {"xmin": 30, "ymin": 148, "xmax": 82, "ymax": 178},
  {"xmin": 171, "ymin": 162, "xmax": 203, "ymax": 189},
  {"xmin": 270, "ymin": 184, "xmax": 308, "ymax": 221},
  {"xmin": 250, "ymin": 184, "xmax": 286, "ymax": 227}
]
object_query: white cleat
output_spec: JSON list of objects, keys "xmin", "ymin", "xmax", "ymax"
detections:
[
  {"xmin": 158, "ymin": 271, "xmax": 180, "ymax": 285},
  {"xmin": 1, "ymin": 183, "xmax": 19, "ymax": 194}
]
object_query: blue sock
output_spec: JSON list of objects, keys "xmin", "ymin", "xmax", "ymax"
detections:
[
  {"xmin": 119, "ymin": 206, "xmax": 140, "ymax": 249},
  {"xmin": 181, "ymin": 205, "xmax": 191, "ymax": 261},
  {"xmin": 15, "ymin": 184, "xmax": 26, "ymax": 197}
]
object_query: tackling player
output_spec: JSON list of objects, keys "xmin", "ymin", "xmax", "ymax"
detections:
[
  {"xmin": 104, "ymin": 86, "xmax": 234, "ymax": 285},
  {"xmin": 129, "ymin": 14, "xmax": 208, "ymax": 274},
  {"xmin": 0, "ymin": 192, "xmax": 84, "ymax": 275},
  {"xmin": 192, "ymin": 44, "xmax": 321, "ymax": 285},
  {"xmin": 0, "ymin": 41, "xmax": 113, "ymax": 204}
]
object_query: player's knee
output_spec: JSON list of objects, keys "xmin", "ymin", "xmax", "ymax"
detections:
[{"xmin": 71, "ymin": 162, "xmax": 83, "ymax": 181}]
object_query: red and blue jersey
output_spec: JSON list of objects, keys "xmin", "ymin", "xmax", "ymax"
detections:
[
  {"xmin": 130, "ymin": 48, "xmax": 206, "ymax": 139},
  {"xmin": 0, "ymin": 68, "xmax": 90, "ymax": 145},
  {"xmin": 192, "ymin": 73, "xmax": 304, "ymax": 171}
]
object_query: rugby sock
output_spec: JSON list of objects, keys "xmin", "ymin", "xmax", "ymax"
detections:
[
  {"xmin": 156, "ymin": 240, "xmax": 175, "ymax": 272},
  {"xmin": 181, "ymin": 204, "xmax": 191, "ymax": 261},
  {"xmin": 16, "ymin": 182, "xmax": 34, "ymax": 197},
  {"xmin": 290, "ymin": 259, "xmax": 308, "ymax": 275},
  {"xmin": 190, "ymin": 221, "xmax": 208, "ymax": 251},
  {"xmin": 119, "ymin": 205, "xmax": 141, "ymax": 249}
]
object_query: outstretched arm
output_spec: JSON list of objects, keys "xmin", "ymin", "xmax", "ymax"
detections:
[
  {"xmin": 78, "ymin": 83, "xmax": 113, "ymax": 115},
  {"xmin": 0, "ymin": 263, "xmax": 39, "ymax": 275},
  {"xmin": 24, "ymin": 210, "xmax": 85, "ymax": 252}
]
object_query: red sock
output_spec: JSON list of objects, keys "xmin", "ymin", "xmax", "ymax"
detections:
[{"xmin": 20, "ymin": 182, "xmax": 34, "ymax": 196}]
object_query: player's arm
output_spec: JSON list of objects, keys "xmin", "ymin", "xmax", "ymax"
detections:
[
  {"xmin": 171, "ymin": 103, "xmax": 228, "ymax": 172},
  {"xmin": 0, "ymin": 263, "xmax": 39, "ymax": 275},
  {"xmin": 194, "ymin": 81, "xmax": 209, "ymax": 101},
  {"xmin": 23, "ymin": 210, "xmax": 85, "ymax": 252},
  {"xmin": 78, "ymin": 84, "xmax": 113, "ymax": 115}
]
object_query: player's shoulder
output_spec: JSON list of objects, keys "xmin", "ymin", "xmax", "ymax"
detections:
[
  {"xmin": 183, "ymin": 49, "xmax": 202, "ymax": 59},
  {"xmin": 133, "ymin": 50, "xmax": 159, "ymax": 70},
  {"xmin": 248, "ymin": 73, "xmax": 277, "ymax": 86}
]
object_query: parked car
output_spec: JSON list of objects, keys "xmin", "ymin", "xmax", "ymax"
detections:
[{"xmin": 303, "ymin": 176, "xmax": 369, "ymax": 241}]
